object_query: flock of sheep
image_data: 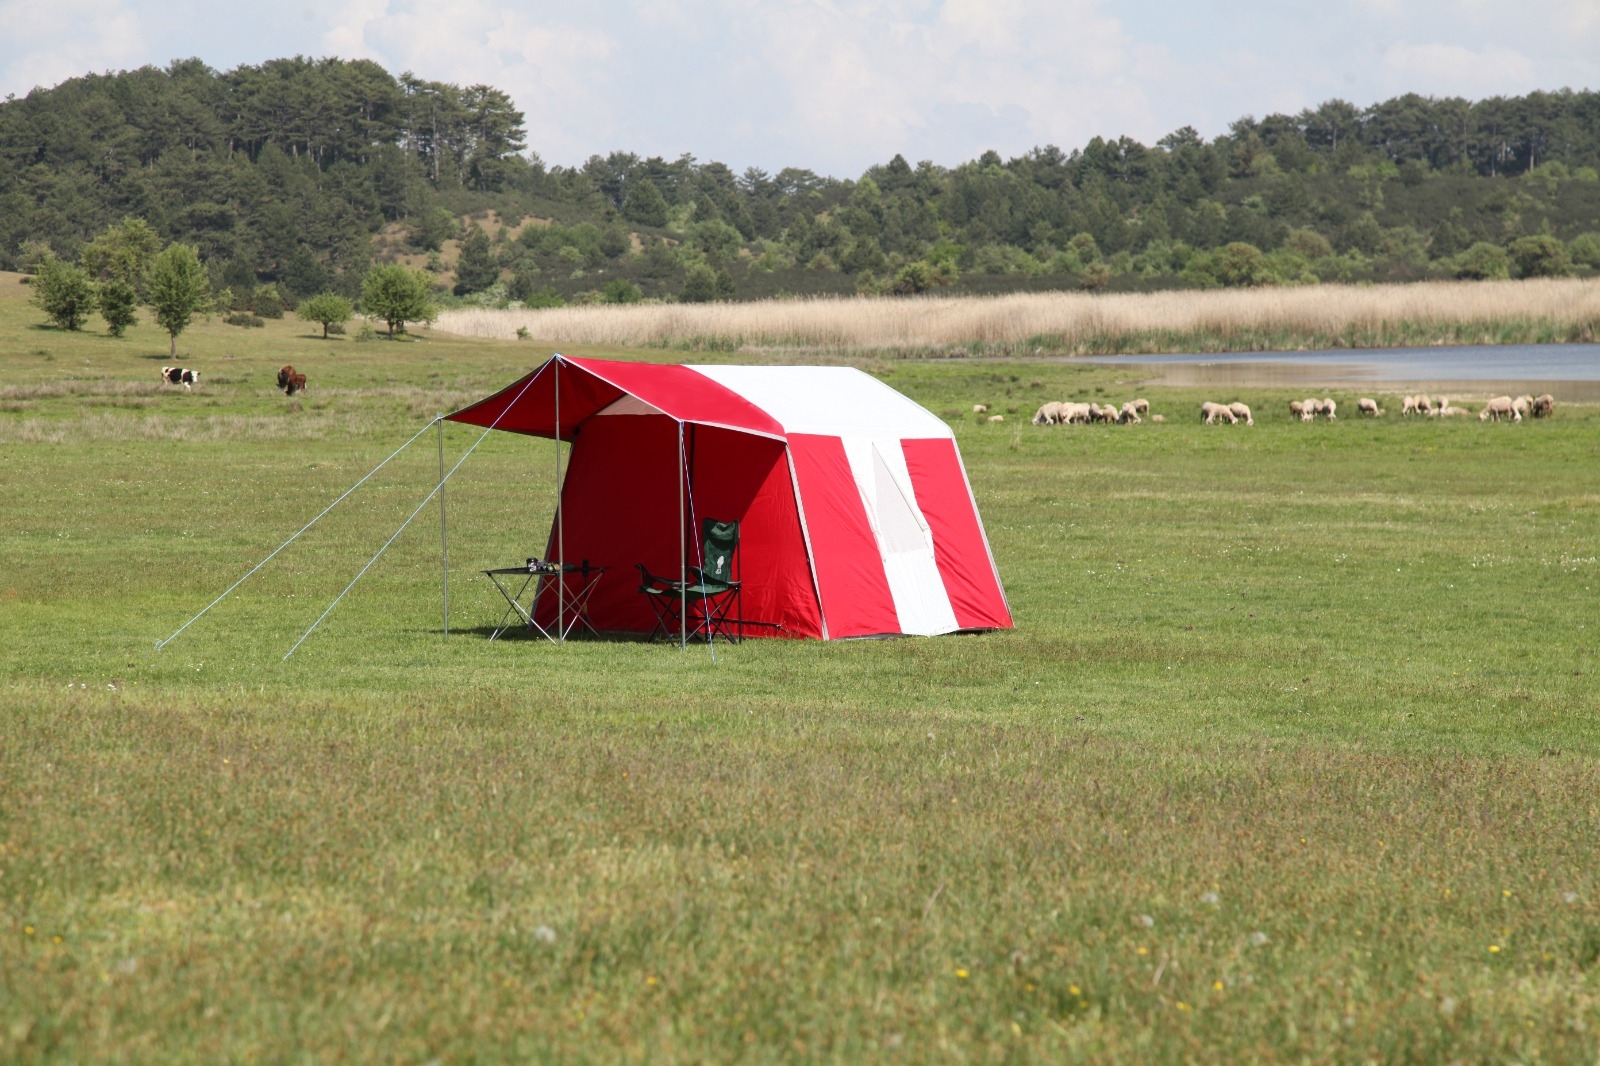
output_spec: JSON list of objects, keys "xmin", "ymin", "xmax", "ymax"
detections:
[
  {"xmin": 1021, "ymin": 399, "xmax": 1155, "ymax": 426},
  {"xmin": 1002, "ymin": 391, "xmax": 1559, "ymax": 428},
  {"xmin": 1430, "ymin": 393, "xmax": 1554, "ymax": 421}
]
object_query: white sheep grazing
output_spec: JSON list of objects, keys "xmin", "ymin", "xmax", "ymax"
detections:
[
  {"xmin": 1357, "ymin": 397, "xmax": 1382, "ymax": 416},
  {"xmin": 972, "ymin": 404, "xmax": 989, "ymax": 414},
  {"xmin": 1479, "ymin": 396, "xmax": 1517, "ymax": 422},
  {"xmin": 1061, "ymin": 402, "xmax": 1094, "ymax": 425},
  {"xmin": 1119, "ymin": 401, "xmax": 1143, "ymax": 424},
  {"xmin": 1532, "ymin": 394, "xmax": 1555, "ymax": 417},
  {"xmin": 1031, "ymin": 401, "xmax": 1064, "ymax": 425},
  {"xmin": 1320, "ymin": 398, "xmax": 1337, "ymax": 420},
  {"xmin": 1228, "ymin": 402, "xmax": 1253, "ymax": 426},
  {"xmin": 1289, "ymin": 399, "xmax": 1306, "ymax": 420},
  {"xmin": 1132, "ymin": 398, "xmax": 1150, "ymax": 416},
  {"xmin": 1401, "ymin": 395, "xmax": 1418, "ymax": 416},
  {"xmin": 1512, "ymin": 395, "xmax": 1533, "ymax": 420},
  {"xmin": 1301, "ymin": 397, "xmax": 1321, "ymax": 421},
  {"xmin": 988, "ymin": 414, "xmax": 1005, "ymax": 423},
  {"xmin": 1091, "ymin": 402, "xmax": 1119, "ymax": 423},
  {"xmin": 1200, "ymin": 401, "xmax": 1237, "ymax": 424}
]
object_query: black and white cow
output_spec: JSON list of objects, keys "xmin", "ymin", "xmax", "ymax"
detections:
[{"xmin": 161, "ymin": 366, "xmax": 199, "ymax": 391}]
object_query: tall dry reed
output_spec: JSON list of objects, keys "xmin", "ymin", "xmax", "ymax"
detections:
[{"xmin": 434, "ymin": 278, "xmax": 1600, "ymax": 355}]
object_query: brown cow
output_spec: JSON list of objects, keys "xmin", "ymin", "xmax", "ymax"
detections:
[{"xmin": 278, "ymin": 365, "xmax": 308, "ymax": 396}]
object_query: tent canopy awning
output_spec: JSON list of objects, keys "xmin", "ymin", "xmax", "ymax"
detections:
[{"xmin": 445, "ymin": 355, "xmax": 785, "ymax": 440}]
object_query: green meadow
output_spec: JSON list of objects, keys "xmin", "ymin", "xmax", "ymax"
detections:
[{"xmin": 3, "ymin": 273, "xmax": 1599, "ymax": 1062}]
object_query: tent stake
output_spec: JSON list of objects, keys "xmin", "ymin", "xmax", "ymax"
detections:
[{"xmin": 438, "ymin": 415, "xmax": 449, "ymax": 640}]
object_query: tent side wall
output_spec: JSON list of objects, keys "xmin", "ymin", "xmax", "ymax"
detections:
[
  {"xmin": 902, "ymin": 437, "xmax": 1013, "ymax": 631},
  {"xmin": 682, "ymin": 426, "xmax": 823, "ymax": 639},
  {"xmin": 535, "ymin": 416, "xmax": 822, "ymax": 639},
  {"xmin": 787, "ymin": 434, "xmax": 903, "ymax": 638}
]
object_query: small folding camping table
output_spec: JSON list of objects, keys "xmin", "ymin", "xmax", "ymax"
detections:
[{"xmin": 484, "ymin": 560, "xmax": 607, "ymax": 642}]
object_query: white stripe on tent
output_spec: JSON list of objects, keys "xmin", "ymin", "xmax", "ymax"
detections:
[
  {"xmin": 841, "ymin": 436, "xmax": 960, "ymax": 637},
  {"xmin": 686, "ymin": 365, "xmax": 952, "ymax": 440}
]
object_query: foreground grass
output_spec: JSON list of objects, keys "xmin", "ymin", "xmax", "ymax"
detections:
[{"xmin": 3, "ymin": 277, "xmax": 1600, "ymax": 1060}]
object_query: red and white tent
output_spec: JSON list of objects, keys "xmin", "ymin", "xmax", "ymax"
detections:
[{"xmin": 446, "ymin": 355, "xmax": 1012, "ymax": 640}]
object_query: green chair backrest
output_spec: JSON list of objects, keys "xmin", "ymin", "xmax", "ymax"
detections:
[{"xmin": 700, "ymin": 519, "xmax": 738, "ymax": 584}]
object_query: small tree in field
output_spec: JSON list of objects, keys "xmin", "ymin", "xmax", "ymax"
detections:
[
  {"xmin": 82, "ymin": 217, "xmax": 163, "ymax": 297},
  {"xmin": 361, "ymin": 264, "xmax": 435, "ymax": 338},
  {"xmin": 97, "ymin": 278, "xmax": 139, "ymax": 337},
  {"xmin": 32, "ymin": 254, "xmax": 97, "ymax": 331},
  {"xmin": 297, "ymin": 292, "xmax": 354, "ymax": 338},
  {"xmin": 146, "ymin": 243, "xmax": 212, "ymax": 356}
]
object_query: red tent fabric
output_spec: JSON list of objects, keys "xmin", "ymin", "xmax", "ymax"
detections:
[{"xmin": 447, "ymin": 355, "xmax": 1011, "ymax": 639}]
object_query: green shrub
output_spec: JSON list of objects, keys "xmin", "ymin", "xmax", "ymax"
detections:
[
  {"xmin": 96, "ymin": 278, "xmax": 139, "ymax": 337},
  {"xmin": 1568, "ymin": 233, "xmax": 1600, "ymax": 270},
  {"xmin": 251, "ymin": 286, "xmax": 285, "ymax": 318},
  {"xmin": 601, "ymin": 278, "xmax": 643, "ymax": 304},
  {"xmin": 681, "ymin": 264, "xmax": 735, "ymax": 302},
  {"xmin": 1508, "ymin": 234, "xmax": 1572, "ymax": 278},
  {"xmin": 1454, "ymin": 242, "xmax": 1511, "ymax": 281},
  {"xmin": 518, "ymin": 287, "xmax": 565, "ymax": 309},
  {"xmin": 31, "ymin": 254, "xmax": 97, "ymax": 331}
]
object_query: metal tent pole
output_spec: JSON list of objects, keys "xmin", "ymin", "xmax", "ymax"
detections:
[
  {"xmin": 555, "ymin": 356, "xmax": 564, "ymax": 642},
  {"xmin": 678, "ymin": 419, "xmax": 686, "ymax": 650},
  {"xmin": 438, "ymin": 415, "xmax": 449, "ymax": 640}
]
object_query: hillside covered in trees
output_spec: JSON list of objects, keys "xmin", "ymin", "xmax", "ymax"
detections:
[{"xmin": 4, "ymin": 56, "xmax": 1600, "ymax": 310}]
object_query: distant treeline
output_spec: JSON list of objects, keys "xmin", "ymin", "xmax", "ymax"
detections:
[{"xmin": 4, "ymin": 57, "xmax": 1600, "ymax": 307}]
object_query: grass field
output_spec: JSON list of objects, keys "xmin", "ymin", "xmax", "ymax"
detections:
[{"xmin": 4, "ymin": 272, "xmax": 1600, "ymax": 1062}]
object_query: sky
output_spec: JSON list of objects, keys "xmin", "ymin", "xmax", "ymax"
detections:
[{"xmin": 2, "ymin": 0, "xmax": 1597, "ymax": 177}]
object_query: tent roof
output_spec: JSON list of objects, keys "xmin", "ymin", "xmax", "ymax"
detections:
[
  {"xmin": 445, "ymin": 356, "xmax": 954, "ymax": 442},
  {"xmin": 445, "ymin": 356, "xmax": 783, "ymax": 440}
]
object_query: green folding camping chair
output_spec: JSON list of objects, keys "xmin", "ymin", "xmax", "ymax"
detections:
[{"xmin": 636, "ymin": 518, "xmax": 742, "ymax": 643}]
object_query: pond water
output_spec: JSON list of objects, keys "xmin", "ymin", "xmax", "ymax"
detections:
[{"xmin": 1078, "ymin": 343, "xmax": 1600, "ymax": 400}]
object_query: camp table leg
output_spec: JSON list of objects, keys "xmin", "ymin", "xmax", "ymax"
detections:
[
  {"xmin": 557, "ymin": 568, "xmax": 607, "ymax": 640},
  {"xmin": 487, "ymin": 570, "xmax": 554, "ymax": 642}
]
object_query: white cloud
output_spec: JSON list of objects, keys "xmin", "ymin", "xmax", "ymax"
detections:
[
  {"xmin": 1379, "ymin": 42, "xmax": 1537, "ymax": 99},
  {"xmin": 0, "ymin": 0, "xmax": 148, "ymax": 97}
]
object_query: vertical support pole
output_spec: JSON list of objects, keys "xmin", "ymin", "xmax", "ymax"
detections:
[
  {"xmin": 555, "ymin": 356, "xmax": 564, "ymax": 641},
  {"xmin": 678, "ymin": 419, "xmax": 686, "ymax": 650},
  {"xmin": 438, "ymin": 415, "xmax": 448, "ymax": 640}
]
